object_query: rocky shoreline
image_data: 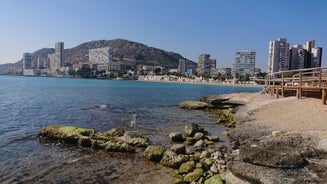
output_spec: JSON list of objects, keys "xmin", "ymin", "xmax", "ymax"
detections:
[
  {"xmin": 37, "ymin": 92, "xmax": 327, "ymax": 183},
  {"xmin": 214, "ymin": 92, "xmax": 327, "ymax": 183}
]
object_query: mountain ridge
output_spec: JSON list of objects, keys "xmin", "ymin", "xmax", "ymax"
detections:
[{"xmin": 0, "ymin": 39, "xmax": 195, "ymax": 74}]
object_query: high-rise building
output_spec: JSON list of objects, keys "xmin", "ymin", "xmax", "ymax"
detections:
[
  {"xmin": 267, "ymin": 38, "xmax": 290, "ymax": 74},
  {"xmin": 55, "ymin": 42, "xmax": 64, "ymax": 67},
  {"xmin": 234, "ymin": 49, "xmax": 256, "ymax": 76},
  {"xmin": 290, "ymin": 45, "xmax": 306, "ymax": 70},
  {"xmin": 268, "ymin": 38, "xmax": 323, "ymax": 74},
  {"xmin": 311, "ymin": 47, "xmax": 323, "ymax": 68},
  {"xmin": 88, "ymin": 47, "xmax": 113, "ymax": 71},
  {"xmin": 178, "ymin": 59, "xmax": 186, "ymax": 75},
  {"xmin": 48, "ymin": 42, "xmax": 64, "ymax": 76},
  {"xmin": 23, "ymin": 53, "xmax": 32, "ymax": 69},
  {"xmin": 197, "ymin": 54, "xmax": 213, "ymax": 76}
]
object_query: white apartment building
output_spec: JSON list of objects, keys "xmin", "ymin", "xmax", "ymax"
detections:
[
  {"xmin": 267, "ymin": 38, "xmax": 290, "ymax": 74},
  {"xmin": 88, "ymin": 47, "xmax": 113, "ymax": 71}
]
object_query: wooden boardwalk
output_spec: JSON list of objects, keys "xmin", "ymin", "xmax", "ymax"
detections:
[{"xmin": 264, "ymin": 67, "xmax": 327, "ymax": 105}]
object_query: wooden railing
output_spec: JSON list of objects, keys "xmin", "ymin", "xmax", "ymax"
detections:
[{"xmin": 265, "ymin": 67, "xmax": 327, "ymax": 104}]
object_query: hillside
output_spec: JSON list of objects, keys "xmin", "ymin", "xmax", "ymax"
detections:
[{"xmin": 0, "ymin": 39, "xmax": 195, "ymax": 74}]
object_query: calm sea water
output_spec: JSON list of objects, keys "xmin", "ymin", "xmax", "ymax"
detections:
[{"xmin": 0, "ymin": 75, "xmax": 260, "ymax": 183}]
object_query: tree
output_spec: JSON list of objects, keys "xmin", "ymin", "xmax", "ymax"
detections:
[{"xmin": 154, "ymin": 68, "xmax": 161, "ymax": 75}]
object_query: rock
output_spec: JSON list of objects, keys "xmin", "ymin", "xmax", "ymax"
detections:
[
  {"xmin": 194, "ymin": 132, "xmax": 205, "ymax": 140},
  {"xmin": 194, "ymin": 140, "xmax": 205, "ymax": 150},
  {"xmin": 160, "ymin": 150, "xmax": 189, "ymax": 169},
  {"xmin": 144, "ymin": 145, "xmax": 166, "ymax": 163},
  {"xmin": 210, "ymin": 164, "xmax": 219, "ymax": 174},
  {"xmin": 179, "ymin": 101, "xmax": 213, "ymax": 110},
  {"xmin": 118, "ymin": 131, "xmax": 149, "ymax": 147},
  {"xmin": 184, "ymin": 137, "xmax": 197, "ymax": 145},
  {"xmin": 200, "ymin": 150, "xmax": 211, "ymax": 159},
  {"xmin": 204, "ymin": 174, "xmax": 224, "ymax": 184},
  {"xmin": 171, "ymin": 144, "xmax": 186, "ymax": 154},
  {"xmin": 104, "ymin": 141, "xmax": 135, "ymax": 153},
  {"xmin": 169, "ymin": 132, "xmax": 184, "ymax": 142},
  {"xmin": 211, "ymin": 151, "xmax": 223, "ymax": 160},
  {"xmin": 240, "ymin": 135, "xmax": 310, "ymax": 168},
  {"xmin": 107, "ymin": 128, "xmax": 125, "ymax": 137},
  {"xmin": 179, "ymin": 161, "xmax": 195, "ymax": 174},
  {"xmin": 183, "ymin": 168, "xmax": 203, "ymax": 182},
  {"xmin": 173, "ymin": 178, "xmax": 188, "ymax": 184},
  {"xmin": 207, "ymin": 136, "xmax": 219, "ymax": 142},
  {"xmin": 78, "ymin": 136, "xmax": 92, "ymax": 147},
  {"xmin": 271, "ymin": 131, "xmax": 282, "ymax": 137},
  {"xmin": 37, "ymin": 126, "xmax": 95, "ymax": 144},
  {"xmin": 185, "ymin": 123, "xmax": 206, "ymax": 137}
]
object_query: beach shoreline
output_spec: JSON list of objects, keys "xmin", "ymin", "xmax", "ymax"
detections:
[{"xmin": 217, "ymin": 92, "xmax": 327, "ymax": 183}]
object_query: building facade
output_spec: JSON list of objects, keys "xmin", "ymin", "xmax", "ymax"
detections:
[
  {"xmin": 268, "ymin": 38, "xmax": 290, "ymax": 74},
  {"xmin": 48, "ymin": 42, "xmax": 64, "ymax": 76},
  {"xmin": 178, "ymin": 59, "xmax": 186, "ymax": 75},
  {"xmin": 290, "ymin": 45, "xmax": 306, "ymax": 70},
  {"xmin": 268, "ymin": 38, "xmax": 323, "ymax": 74},
  {"xmin": 197, "ymin": 54, "xmax": 214, "ymax": 76},
  {"xmin": 234, "ymin": 49, "xmax": 256, "ymax": 76},
  {"xmin": 88, "ymin": 47, "xmax": 113, "ymax": 71}
]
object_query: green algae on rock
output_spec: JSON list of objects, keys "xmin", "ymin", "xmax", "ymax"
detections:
[
  {"xmin": 37, "ymin": 125, "xmax": 148, "ymax": 153},
  {"xmin": 179, "ymin": 101, "xmax": 213, "ymax": 110}
]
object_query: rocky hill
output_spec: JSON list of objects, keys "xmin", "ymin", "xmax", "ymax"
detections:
[{"xmin": 0, "ymin": 39, "xmax": 195, "ymax": 74}]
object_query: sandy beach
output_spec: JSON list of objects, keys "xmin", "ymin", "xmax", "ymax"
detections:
[{"xmin": 220, "ymin": 92, "xmax": 327, "ymax": 183}]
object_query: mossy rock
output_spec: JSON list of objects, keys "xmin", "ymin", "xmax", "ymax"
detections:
[
  {"xmin": 179, "ymin": 161, "xmax": 195, "ymax": 174},
  {"xmin": 144, "ymin": 145, "xmax": 166, "ymax": 162},
  {"xmin": 217, "ymin": 109, "xmax": 236, "ymax": 127},
  {"xmin": 38, "ymin": 126, "xmax": 96, "ymax": 143},
  {"xmin": 204, "ymin": 174, "xmax": 224, "ymax": 184},
  {"xmin": 180, "ymin": 101, "xmax": 213, "ymax": 110},
  {"xmin": 173, "ymin": 178, "xmax": 188, "ymax": 184},
  {"xmin": 183, "ymin": 168, "xmax": 204, "ymax": 182},
  {"xmin": 104, "ymin": 141, "xmax": 135, "ymax": 153}
]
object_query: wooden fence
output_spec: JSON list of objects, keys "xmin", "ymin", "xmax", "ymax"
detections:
[{"xmin": 265, "ymin": 67, "xmax": 327, "ymax": 104}]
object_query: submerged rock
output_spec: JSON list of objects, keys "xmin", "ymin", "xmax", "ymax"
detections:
[
  {"xmin": 37, "ymin": 125, "xmax": 148, "ymax": 153},
  {"xmin": 179, "ymin": 101, "xmax": 213, "ymax": 110}
]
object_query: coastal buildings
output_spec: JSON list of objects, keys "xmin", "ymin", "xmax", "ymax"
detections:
[
  {"xmin": 197, "ymin": 54, "xmax": 216, "ymax": 76},
  {"xmin": 268, "ymin": 38, "xmax": 290, "ymax": 74},
  {"xmin": 88, "ymin": 47, "xmax": 113, "ymax": 71},
  {"xmin": 22, "ymin": 53, "xmax": 34, "ymax": 75},
  {"xmin": 178, "ymin": 59, "xmax": 186, "ymax": 75},
  {"xmin": 234, "ymin": 49, "xmax": 256, "ymax": 76},
  {"xmin": 267, "ymin": 38, "xmax": 323, "ymax": 74},
  {"xmin": 48, "ymin": 42, "xmax": 65, "ymax": 76}
]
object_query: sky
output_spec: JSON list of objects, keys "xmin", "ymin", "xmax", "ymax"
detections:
[{"xmin": 0, "ymin": 0, "xmax": 326, "ymax": 71}]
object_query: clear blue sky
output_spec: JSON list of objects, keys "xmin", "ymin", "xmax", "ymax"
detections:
[{"xmin": 0, "ymin": 0, "xmax": 326, "ymax": 71}]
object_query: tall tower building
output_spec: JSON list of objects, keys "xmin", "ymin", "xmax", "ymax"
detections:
[
  {"xmin": 290, "ymin": 45, "xmax": 306, "ymax": 70},
  {"xmin": 234, "ymin": 49, "xmax": 256, "ymax": 76},
  {"xmin": 55, "ymin": 42, "xmax": 64, "ymax": 67},
  {"xmin": 178, "ymin": 59, "xmax": 186, "ymax": 75},
  {"xmin": 267, "ymin": 38, "xmax": 290, "ymax": 74},
  {"xmin": 197, "ymin": 54, "xmax": 211, "ymax": 76},
  {"xmin": 311, "ymin": 47, "xmax": 323, "ymax": 68},
  {"xmin": 23, "ymin": 53, "xmax": 32, "ymax": 69}
]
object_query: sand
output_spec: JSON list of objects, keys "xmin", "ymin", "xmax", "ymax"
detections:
[{"xmin": 230, "ymin": 92, "xmax": 327, "ymax": 151}]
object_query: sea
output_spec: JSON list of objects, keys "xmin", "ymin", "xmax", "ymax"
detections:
[{"xmin": 0, "ymin": 75, "xmax": 261, "ymax": 183}]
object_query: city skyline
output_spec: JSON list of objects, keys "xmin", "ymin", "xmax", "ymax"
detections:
[{"xmin": 0, "ymin": 0, "xmax": 326, "ymax": 71}]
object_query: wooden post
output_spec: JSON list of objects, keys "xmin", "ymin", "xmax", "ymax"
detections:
[
  {"xmin": 319, "ymin": 68, "xmax": 322, "ymax": 87},
  {"xmin": 281, "ymin": 72, "xmax": 284, "ymax": 97},
  {"xmin": 322, "ymin": 89, "xmax": 327, "ymax": 105}
]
